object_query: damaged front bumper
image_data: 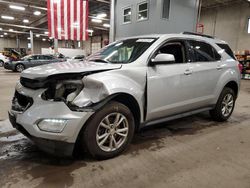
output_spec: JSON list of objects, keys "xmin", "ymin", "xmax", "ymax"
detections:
[
  {"xmin": 8, "ymin": 84, "xmax": 94, "ymax": 156},
  {"xmin": 9, "ymin": 112, "xmax": 75, "ymax": 156}
]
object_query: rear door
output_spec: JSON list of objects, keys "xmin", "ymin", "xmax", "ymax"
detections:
[
  {"xmin": 39, "ymin": 55, "xmax": 54, "ymax": 65},
  {"xmin": 185, "ymin": 40, "xmax": 222, "ymax": 105}
]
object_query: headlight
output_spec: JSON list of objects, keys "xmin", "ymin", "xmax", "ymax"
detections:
[
  {"xmin": 37, "ymin": 119, "xmax": 68, "ymax": 133},
  {"xmin": 42, "ymin": 80, "xmax": 83, "ymax": 103}
]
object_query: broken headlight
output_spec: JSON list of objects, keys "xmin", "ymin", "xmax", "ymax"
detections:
[{"xmin": 42, "ymin": 80, "xmax": 83, "ymax": 103}]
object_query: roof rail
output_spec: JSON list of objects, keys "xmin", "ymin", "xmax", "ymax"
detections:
[{"xmin": 182, "ymin": 32, "xmax": 214, "ymax": 39}]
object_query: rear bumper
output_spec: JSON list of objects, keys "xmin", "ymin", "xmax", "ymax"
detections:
[{"xmin": 9, "ymin": 112, "xmax": 75, "ymax": 157}]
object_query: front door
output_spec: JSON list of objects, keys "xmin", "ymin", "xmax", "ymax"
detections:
[{"xmin": 146, "ymin": 40, "xmax": 199, "ymax": 121}]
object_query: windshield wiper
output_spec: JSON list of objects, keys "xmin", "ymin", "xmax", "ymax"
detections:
[{"xmin": 91, "ymin": 59, "xmax": 110, "ymax": 63}]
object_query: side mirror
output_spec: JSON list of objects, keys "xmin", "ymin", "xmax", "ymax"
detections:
[{"xmin": 151, "ymin": 54, "xmax": 175, "ymax": 65}]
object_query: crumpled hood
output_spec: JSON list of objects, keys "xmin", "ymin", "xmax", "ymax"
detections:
[{"xmin": 21, "ymin": 61, "xmax": 122, "ymax": 79}]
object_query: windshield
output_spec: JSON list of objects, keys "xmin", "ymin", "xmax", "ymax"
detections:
[
  {"xmin": 21, "ymin": 55, "xmax": 32, "ymax": 60},
  {"xmin": 87, "ymin": 38, "xmax": 157, "ymax": 64}
]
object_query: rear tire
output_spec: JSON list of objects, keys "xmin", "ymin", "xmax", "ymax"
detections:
[
  {"xmin": 0, "ymin": 60, "xmax": 4, "ymax": 67},
  {"xmin": 210, "ymin": 87, "xmax": 236, "ymax": 122},
  {"xmin": 81, "ymin": 101, "xmax": 135, "ymax": 160}
]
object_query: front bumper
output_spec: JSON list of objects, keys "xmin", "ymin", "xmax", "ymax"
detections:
[
  {"xmin": 9, "ymin": 112, "xmax": 74, "ymax": 156},
  {"xmin": 4, "ymin": 62, "xmax": 14, "ymax": 70},
  {"xmin": 9, "ymin": 84, "xmax": 94, "ymax": 156}
]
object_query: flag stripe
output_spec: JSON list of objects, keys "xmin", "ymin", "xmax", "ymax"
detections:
[
  {"xmin": 74, "ymin": 0, "xmax": 77, "ymax": 40},
  {"xmin": 70, "ymin": 0, "xmax": 74, "ymax": 40},
  {"xmin": 61, "ymin": 0, "xmax": 65, "ymax": 40},
  {"xmin": 57, "ymin": 1, "xmax": 61, "ymax": 39},
  {"xmin": 85, "ymin": 0, "xmax": 89, "ymax": 40},
  {"xmin": 54, "ymin": 1, "xmax": 58, "ymax": 39},
  {"xmin": 77, "ymin": 0, "xmax": 81, "ymax": 41},
  {"xmin": 83, "ymin": 0, "xmax": 86, "ymax": 40},
  {"xmin": 67, "ymin": 0, "xmax": 71, "ymax": 40},
  {"xmin": 64, "ymin": 0, "xmax": 68, "ymax": 40},
  {"xmin": 80, "ymin": 0, "xmax": 83, "ymax": 41}
]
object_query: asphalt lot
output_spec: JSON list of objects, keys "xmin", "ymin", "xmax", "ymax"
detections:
[{"xmin": 0, "ymin": 67, "xmax": 250, "ymax": 188}]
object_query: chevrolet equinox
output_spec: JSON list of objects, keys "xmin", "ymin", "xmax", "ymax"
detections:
[{"xmin": 9, "ymin": 32, "xmax": 241, "ymax": 159}]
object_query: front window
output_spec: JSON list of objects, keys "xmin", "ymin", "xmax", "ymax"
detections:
[
  {"xmin": 21, "ymin": 55, "xmax": 33, "ymax": 60},
  {"xmin": 87, "ymin": 38, "xmax": 157, "ymax": 64}
]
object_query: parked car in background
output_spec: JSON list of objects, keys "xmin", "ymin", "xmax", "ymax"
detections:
[
  {"xmin": 4, "ymin": 54, "xmax": 64, "ymax": 72},
  {"xmin": 0, "ymin": 53, "xmax": 10, "ymax": 67},
  {"xmin": 67, "ymin": 55, "xmax": 85, "ymax": 63},
  {"xmin": 9, "ymin": 33, "xmax": 240, "ymax": 159},
  {"xmin": 54, "ymin": 52, "xmax": 68, "ymax": 61}
]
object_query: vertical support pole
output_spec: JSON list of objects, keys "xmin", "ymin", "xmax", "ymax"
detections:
[
  {"xmin": 30, "ymin": 30, "xmax": 34, "ymax": 54},
  {"xmin": 197, "ymin": 0, "xmax": 202, "ymax": 24},
  {"xmin": 16, "ymin": 35, "xmax": 20, "ymax": 52},
  {"xmin": 90, "ymin": 36, "xmax": 92, "ymax": 54},
  {"xmin": 109, "ymin": 0, "xmax": 116, "ymax": 42},
  {"xmin": 54, "ymin": 39, "xmax": 58, "ymax": 53}
]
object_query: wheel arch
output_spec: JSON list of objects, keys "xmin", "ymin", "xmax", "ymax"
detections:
[
  {"xmin": 224, "ymin": 81, "xmax": 239, "ymax": 98},
  {"xmin": 73, "ymin": 92, "xmax": 142, "ymax": 156},
  {"xmin": 111, "ymin": 93, "xmax": 141, "ymax": 132},
  {"xmin": 84, "ymin": 92, "xmax": 142, "ymax": 131}
]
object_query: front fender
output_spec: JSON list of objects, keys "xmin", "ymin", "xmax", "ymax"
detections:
[{"xmin": 72, "ymin": 70, "xmax": 146, "ymax": 121}]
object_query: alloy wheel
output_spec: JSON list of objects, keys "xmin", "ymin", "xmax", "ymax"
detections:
[
  {"xmin": 96, "ymin": 113, "xmax": 129, "ymax": 152},
  {"xmin": 16, "ymin": 64, "xmax": 24, "ymax": 72},
  {"xmin": 221, "ymin": 93, "xmax": 234, "ymax": 117}
]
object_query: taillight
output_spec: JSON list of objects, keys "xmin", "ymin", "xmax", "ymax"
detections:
[{"xmin": 238, "ymin": 63, "xmax": 243, "ymax": 73}]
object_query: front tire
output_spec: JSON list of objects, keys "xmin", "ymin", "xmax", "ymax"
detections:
[
  {"xmin": 82, "ymin": 101, "xmax": 135, "ymax": 160},
  {"xmin": 15, "ymin": 64, "xmax": 25, "ymax": 72},
  {"xmin": 210, "ymin": 87, "xmax": 236, "ymax": 122}
]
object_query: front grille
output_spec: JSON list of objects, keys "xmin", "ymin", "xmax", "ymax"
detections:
[{"xmin": 11, "ymin": 91, "xmax": 33, "ymax": 112}]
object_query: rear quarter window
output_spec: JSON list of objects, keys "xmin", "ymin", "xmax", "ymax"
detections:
[
  {"xmin": 216, "ymin": 43, "xmax": 236, "ymax": 60},
  {"xmin": 187, "ymin": 40, "xmax": 221, "ymax": 62}
]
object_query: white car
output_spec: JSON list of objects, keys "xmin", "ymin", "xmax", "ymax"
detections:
[
  {"xmin": 0, "ymin": 53, "xmax": 9, "ymax": 67},
  {"xmin": 9, "ymin": 32, "xmax": 241, "ymax": 159}
]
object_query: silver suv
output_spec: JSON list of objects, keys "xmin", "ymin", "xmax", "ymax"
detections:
[{"xmin": 9, "ymin": 33, "xmax": 241, "ymax": 159}]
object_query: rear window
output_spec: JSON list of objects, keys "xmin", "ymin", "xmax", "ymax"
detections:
[
  {"xmin": 216, "ymin": 43, "xmax": 236, "ymax": 60},
  {"xmin": 187, "ymin": 40, "xmax": 221, "ymax": 62}
]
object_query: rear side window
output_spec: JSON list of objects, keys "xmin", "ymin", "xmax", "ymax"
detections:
[
  {"xmin": 216, "ymin": 43, "xmax": 236, "ymax": 60},
  {"xmin": 187, "ymin": 40, "xmax": 221, "ymax": 62},
  {"xmin": 44, "ymin": 56, "xmax": 53, "ymax": 60},
  {"xmin": 32, "ymin": 55, "xmax": 39, "ymax": 60}
]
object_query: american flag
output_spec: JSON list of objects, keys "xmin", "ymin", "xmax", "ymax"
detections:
[{"xmin": 47, "ymin": 0, "xmax": 89, "ymax": 41}]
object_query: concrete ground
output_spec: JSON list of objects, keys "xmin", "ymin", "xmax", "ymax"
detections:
[{"xmin": 0, "ymin": 67, "xmax": 250, "ymax": 188}]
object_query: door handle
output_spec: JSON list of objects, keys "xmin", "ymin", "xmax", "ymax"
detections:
[
  {"xmin": 184, "ymin": 69, "xmax": 193, "ymax": 75},
  {"xmin": 217, "ymin": 65, "xmax": 223, "ymax": 70}
]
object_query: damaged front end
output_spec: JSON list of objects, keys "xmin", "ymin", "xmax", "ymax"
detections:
[{"xmin": 20, "ymin": 71, "xmax": 113, "ymax": 113}]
